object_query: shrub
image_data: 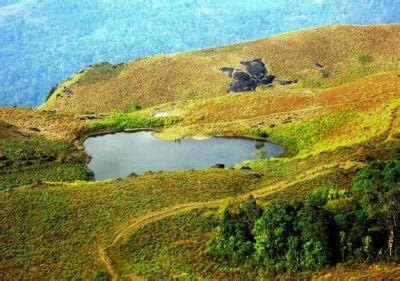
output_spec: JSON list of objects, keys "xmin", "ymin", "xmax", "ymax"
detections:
[
  {"xmin": 207, "ymin": 152, "xmax": 400, "ymax": 272},
  {"xmin": 358, "ymin": 53, "xmax": 374, "ymax": 65}
]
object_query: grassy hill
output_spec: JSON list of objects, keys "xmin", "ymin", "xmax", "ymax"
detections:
[
  {"xmin": 40, "ymin": 24, "xmax": 400, "ymax": 114},
  {"xmin": 1, "ymin": 24, "xmax": 400, "ymax": 279}
]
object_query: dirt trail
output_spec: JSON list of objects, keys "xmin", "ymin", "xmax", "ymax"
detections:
[
  {"xmin": 99, "ymin": 248, "xmax": 119, "ymax": 281},
  {"xmin": 99, "ymin": 162, "xmax": 364, "ymax": 280}
]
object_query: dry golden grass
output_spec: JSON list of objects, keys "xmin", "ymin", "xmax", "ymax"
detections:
[
  {"xmin": 0, "ymin": 108, "xmax": 86, "ymax": 142},
  {"xmin": 41, "ymin": 24, "xmax": 400, "ymax": 114},
  {"xmin": 157, "ymin": 71, "xmax": 400, "ymax": 142},
  {"xmin": 313, "ymin": 263, "xmax": 400, "ymax": 280}
]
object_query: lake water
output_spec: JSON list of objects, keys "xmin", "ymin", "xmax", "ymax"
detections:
[{"xmin": 84, "ymin": 131, "xmax": 283, "ymax": 180}]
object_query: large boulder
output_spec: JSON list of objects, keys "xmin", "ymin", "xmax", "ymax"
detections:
[
  {"xmin": 240, "ymin": 58, "xmax": 266, "ymax": 79},
  {"xmin": 222, "ymin": 58, "xmax": 276, "ymax": 93},
  {"xmin": 229, "ymin": 71, "xmax": 257, "ymax": 92}
]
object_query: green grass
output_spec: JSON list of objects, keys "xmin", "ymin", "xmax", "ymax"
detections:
[
  {"xmin": 87, "ymin": 111, "xmax": 180, "ymax": 132},
  {"xmin": 0, "ymin": 169, "xmax": 269, "ymax": 279},
  {"xmin": 0, "ymin": 163, "xmax": 93, "ymax": 190},
  {"xmin": 251, "ymin": 109, "xmax": 357, "ymax": 156},
  {"xmin": 40, "ymin": 25, "xmax": 400, "ymax": 114},
  {"xmin": 106, "ymin": 141, "xmax": 400, "ymax": 279},
  {"xmin": 75, "ymin": 62, "xmax": 125, "ymax": 86},
  {"xmin": 296, "ymin": 53, "xmax": 398, "ymax": 90},
  {"xmin": 3, "ymin": 25, "xmax": 400, "ymax": 279},
  {"xmin": 251, "ymin": 100, "xmax": 396, "ymax": 157},
  {"xmin": 0, "ymin": 136, "xmax": 93, "ymax": 189},
  {"xmin": 113, "ymin": 209, "xmax": 218, "ymax": 279},
  {"xmin": 109, "ymin": 169, "xmax": 344, "ymax": 279}
]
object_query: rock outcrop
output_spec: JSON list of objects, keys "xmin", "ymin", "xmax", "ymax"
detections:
[
  {"xmin": 220, "ymin": 58, "xmax": 276, "ymax": 92},
  {"xmin": 230, "ymin": 71, "xmax": 257, "ymax": 92}
]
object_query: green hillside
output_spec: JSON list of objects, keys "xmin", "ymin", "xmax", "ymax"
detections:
[
  {"xmin": 40, "ymin": 24, "xmax": 400, "ymax": 114},
  {"xmin": 1, "ymin": 24, "xmax": 400, "ymax": 279}
]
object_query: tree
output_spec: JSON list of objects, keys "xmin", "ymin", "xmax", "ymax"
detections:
[
  {"xmin": 253, "ymin": 200, "xmax": 302, "ymax": 271},
  {"xmin": 208, "ymin": 196, "xmax": 263, "ymax": 263}
]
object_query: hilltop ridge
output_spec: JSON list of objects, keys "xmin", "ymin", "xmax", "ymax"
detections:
[{"xmin": 40, "ymin": 24, "xmax": 400, "ymax": 114}]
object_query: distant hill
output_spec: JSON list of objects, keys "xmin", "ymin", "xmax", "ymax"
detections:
[
  {"xmin": 41, "ymin": 24, "xmax": 400, "ymax": 114},
  {"xmin": 1, "ymin": 0, "xmax": 400, "ymax": 107}
]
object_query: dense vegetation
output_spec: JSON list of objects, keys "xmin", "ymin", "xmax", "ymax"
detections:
[
  {"xmin": 208, "ymin": 151, "xmax": 400, "ymax": 272},
  {"xmin": 2, "ymin": 1, "xmax": 399, "ymax": 107}
]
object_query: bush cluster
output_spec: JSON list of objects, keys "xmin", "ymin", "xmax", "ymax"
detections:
[{"xmin": 208, "ymin": 151, "xmax": 400, "ymax": 272}]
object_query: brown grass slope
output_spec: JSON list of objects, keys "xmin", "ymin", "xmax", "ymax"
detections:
[
  {"xmin": 0, "ymin": 108, "xmax": 86, "ymax": 142},
  {"xmin": 41, "ymin": 24, "xmax": 400, "ymax": 114}
]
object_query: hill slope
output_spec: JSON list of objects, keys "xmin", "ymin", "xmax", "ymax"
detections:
[
  {"xmin": 1, "ymin": 24, "xmax": 400, "ymax": 279},
  {"xmin": 40, "ymin": 24, "xmax": 400, "ymax": 114}
]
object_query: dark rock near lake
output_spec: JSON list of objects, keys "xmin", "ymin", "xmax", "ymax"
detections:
[
  {"xmin": 29, "ymin": 127, "xmax": 41, "ymax": 132},
  {"xmin": 255, "ymin": 142, "xmax": 265, "ymax": 150},
  {"xmin": 212, "ymin": 163, "xmax": 225, "ymax": 169},
  {"xmin": 128, "ymin": 172, "xmax": 138, "ymax": 177},
  {"xmin": 250, "ymin": 173, "xmax": 263, "ymax": 179},
  {"xmin": 241, "ymin": 166, "xmax": 252, "ymax": 170}
]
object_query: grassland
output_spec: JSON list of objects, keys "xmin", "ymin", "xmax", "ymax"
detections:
[
  {"xmin": 1, "ymin": 24, "xmax": 400, "ymax": 279},
  {"xmin": 0, "ymin": 116, "xmax": 93, "ymax": 189},
  {"xmin": 1, "ymin": 169, "xmax": 281, "ymax": 279},
  {"xmin": 40, "ymin": 24, "xmax": 400, "ymax": 114}
]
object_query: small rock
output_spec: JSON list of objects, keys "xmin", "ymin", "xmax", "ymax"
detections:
[
  {"xmin": 33, "ymin": 179, "xmax": 44, "ymax": 186},
  {"xmin": 212, "ymin": 164, "xmax": 225, "ymax": 169},
  {"xmin": 220, "ymin": 67, "xmax": 235, "ymax": 77},
  {"xmin": 241, "ymin": 166, "xmax": 252, "ymax": 170},
  {"xmin": 282, "ymin": 116, "xmax": 293, "ymax": 123},
  {"xmin": 259, "ymin": 75, "xmax": 276, "ymax": 85},
  {"xmin": 278, "ymin": 79, "xmax": 298, "ymax": 86},
  {"xmin": 128, "ymin": 172, "xmax": 138, "ymax": 177},
  {"xmin": 250, "ymin": 173, "xmax": 263, "ymax": 179},
  {"xmin": 45, "ymin": 84, "xmax": 59, "ymax": 102},
  {"xmin": 315, "ymin": 62, "xmax": 324, "ymax": 68}
]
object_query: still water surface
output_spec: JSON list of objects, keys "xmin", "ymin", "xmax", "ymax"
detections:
[{"xmin": 84, "ymin": 131, "xmax": 284, "ymax": 180}]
